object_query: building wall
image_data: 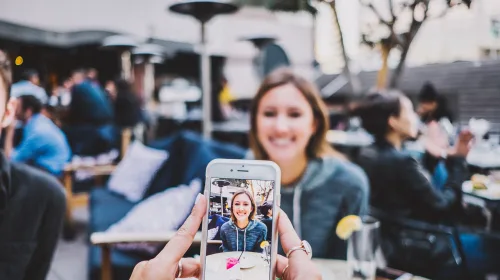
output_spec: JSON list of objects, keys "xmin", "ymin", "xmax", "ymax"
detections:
[{"xmin": 0, "ymin": 0, "xmax": 314, "ymax": 98}]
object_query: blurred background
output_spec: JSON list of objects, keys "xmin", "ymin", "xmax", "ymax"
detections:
[{"xmin": 1, "ymin": 0, "xmax": 500, "ymax": 279}]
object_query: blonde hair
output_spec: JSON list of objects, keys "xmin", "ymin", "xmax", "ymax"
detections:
[
  {"xmin": 249, "ymin": 67, "xmax": 343, "ymax": 160},
  {"xmin": 230, "ymin": 190, "xmax": 257, "ymax": 223}
]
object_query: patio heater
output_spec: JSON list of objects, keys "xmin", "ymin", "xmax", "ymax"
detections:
[
  {"xmin": 212, "ymin": 179, "xmax": 230, "ymax": 214},
  {"xmin": 101, "ymin": 35, "xmax": 139, "ymax": 82},
  {"xmin": 241, "ymin": 35, "xmax": 276, "ymax": 79},
  {"xmin": 132, "ymin": 43, "xmax": 167, "ymax": 108},
  {"xmin": 168, "ymin": 0, "xmax": 240, "ymax": 139}
]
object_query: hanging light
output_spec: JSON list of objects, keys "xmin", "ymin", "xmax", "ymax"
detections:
[{"xmin": 15, "ymin": 56, "xmax": 23, "ymax": 66}]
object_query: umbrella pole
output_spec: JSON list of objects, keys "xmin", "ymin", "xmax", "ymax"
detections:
[
  {"xmin": 220, "ymin": 186, "xmax": 223, "ymax": 214},
  {"xmin": 200, "ymin": 21, "xmax": 212, "ymax": 139}
]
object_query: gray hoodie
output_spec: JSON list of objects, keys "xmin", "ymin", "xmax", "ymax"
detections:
[
  {"xmin": 220, "ymin": 220, "xmax": 268, "ymax": 253},
  {"xmin": 247, "ymin": 154, "xmax": 369, "ymax": 259}
]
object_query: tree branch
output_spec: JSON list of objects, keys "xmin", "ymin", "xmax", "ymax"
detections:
[
  {"xmin": 361, "ymin": 1, "xmax": 392, "ymax": 26},
  {"xmin": 388, "ymin": 0, "xmax": 396, "ymax": 21},
  {"xmin": 391, "ymin": 32, "xmax": 406, "ymax": 48}
]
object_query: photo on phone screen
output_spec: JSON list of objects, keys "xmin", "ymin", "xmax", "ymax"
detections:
[{"xmin": 204, "ymin": 177, "xmax": 275, "ymax": 280}]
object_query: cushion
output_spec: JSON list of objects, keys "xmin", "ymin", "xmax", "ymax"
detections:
[
  {"xmin": 88, "ymin": 189, "xmax": 142, "ymax": 279},
  {"xmin": 108, "ymin": 141, "xmax": 168, "ymax": 202},
  {"xmin": 103, "ymin": 179, "xmax": 201, "ymax": 256},
  {"xmin": 106, "ymin": 179, "xmax": 201, "ymax": 234},
  {"xmin": 89, "ymin": 188, "xmax": 137, "ymax": 232}
]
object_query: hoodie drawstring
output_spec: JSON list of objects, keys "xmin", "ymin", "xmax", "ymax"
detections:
[
  {"xmin": 235, "ymin": 226, "xmax": 248, "ymax": 252},
  {"xmin": 292, "ymin": 184, "xmax": 303, "ymax": 238}
]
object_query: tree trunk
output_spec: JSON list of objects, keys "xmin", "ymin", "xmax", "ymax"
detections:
[
  {"xmin": 389, "ymin": 43, "xmax": 410, "ymax": 88},
  {"xmin": 329, "ymin": 1, "xmax": 361, "ymax": 94},
  {"xmin": 377, "ymin": 45, "xmax": 390, "ymax": 90},
  {"xmin": 390, "ymin": 22, "xmax": 421, "ymax": 88}
]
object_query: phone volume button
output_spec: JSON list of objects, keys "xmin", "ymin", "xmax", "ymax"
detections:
[{"xmin": 277, "ymin": 194, "xmax": 281, "ymax": 207}]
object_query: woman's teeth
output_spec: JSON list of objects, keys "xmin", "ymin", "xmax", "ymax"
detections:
[{"xmin": 271, "ymin": 138, "xmax": 293, "ymax": 146}]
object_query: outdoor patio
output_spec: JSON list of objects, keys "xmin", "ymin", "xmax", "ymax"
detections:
[{"xmin": 48, "ymin": 208, "xmax": 89, "ymax": 280}]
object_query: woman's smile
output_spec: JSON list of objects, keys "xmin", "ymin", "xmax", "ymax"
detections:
[{"xmin": 235, "ymin": 209, "xmax": 248, "ymax": 219}]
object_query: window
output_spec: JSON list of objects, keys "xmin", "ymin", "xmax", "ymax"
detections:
[{"xmin": 481, "ymin": 48, "xmax": 500, "ymax": 60}]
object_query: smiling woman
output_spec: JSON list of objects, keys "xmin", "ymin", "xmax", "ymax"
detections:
[
  {"xmin": 220, "ymin": 190, "xmax": 267, "ymax": 253},
  {"xmin": 247, "ymin": 67, "xmax": 369, "ymax": 260}
]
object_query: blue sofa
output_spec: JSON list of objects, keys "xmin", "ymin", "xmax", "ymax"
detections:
[{"xmin": 88, "ymin": 131, "xmax": 246, "ymax": 280}]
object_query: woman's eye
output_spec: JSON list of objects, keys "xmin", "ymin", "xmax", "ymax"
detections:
[
  {"xmin": 289, "ymin": 111, "xmax": 301, "ymax": 118},
  {"xmin": 263, "ymin": 111, "xmax": 276, "ymax": 117}
]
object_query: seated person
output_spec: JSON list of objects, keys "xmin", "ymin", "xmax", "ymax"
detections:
[
  {"xmin": 64, "ymin": 69, "xmax": 116, "ymax": 155},
  {"xmin": 220, "ymin": 190, "xmax": 267, "ymax": 253},
  {"xmin": 10, "ymin": 69, "xmax": 48, "ymax": 104},
  {"xmin": 246, "ymin": 68, "xmax": 369, "ymax": 260},
  {"xmin": 354, "ymin": 91, "xmax": 500, "ymax": 277},
  {"xmin": 354, "ymin": 91, "xmax": 470, "ymax": 223},
  {"xmin": 105, "ymin": 79, "xmax": 142, "ymax": 128},
  {"xmin": 67, "ymin": 69, "xmax": 113, "ymax": 126},
  {"xmin": 259, "ymin": 202, "xmax": 273, "ymax": 241},
  {"xmin": 0, "ymin": 49, "xmax": 66, "ymax": 280},
  {"xmin": 4, "ymin": 95, "xmax": 71, "ymax": 177},
  {"xmin": 416, "ymin": 83, "xmax": 454, "ymax": 189}
]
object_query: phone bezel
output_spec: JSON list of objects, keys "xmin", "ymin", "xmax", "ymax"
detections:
[{"xmin": 200, "ymin": 159, "xmax": 281, "ymax": 280}]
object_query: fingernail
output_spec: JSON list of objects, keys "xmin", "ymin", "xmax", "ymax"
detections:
[{"xmin": 195, "ymin": 193, "xmax": 202, "ymax": 205}]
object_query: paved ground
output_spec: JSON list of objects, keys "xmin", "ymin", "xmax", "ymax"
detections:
[{"xmin": 47, "ymin": 207, "xmax": 88, "ymax": 280}]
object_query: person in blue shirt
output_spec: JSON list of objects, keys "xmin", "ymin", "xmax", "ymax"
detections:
[{"xmin": 4, "ymin": 95, "xmax": 71, "ymax": 176}]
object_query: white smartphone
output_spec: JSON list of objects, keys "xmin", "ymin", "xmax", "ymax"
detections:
[{"xmin": 200, "ymin": 159, "xmax": 281, "ymax": 280}]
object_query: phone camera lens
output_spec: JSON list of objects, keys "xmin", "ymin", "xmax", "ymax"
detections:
[{"xmin": 230, "ymin": 169, "xmax": 233, "ymax": 172}]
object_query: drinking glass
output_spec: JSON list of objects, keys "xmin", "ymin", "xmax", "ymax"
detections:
[{"xmin": 347, "ymin": 216, "xmax": 381, "ymax": 280}]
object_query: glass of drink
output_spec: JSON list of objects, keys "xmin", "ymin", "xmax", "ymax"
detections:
[{"xmin": 347, "ymin": 216, "xmax": 380, "ymax": 280}]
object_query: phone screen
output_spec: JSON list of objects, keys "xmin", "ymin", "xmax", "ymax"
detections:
[{"xmin": 204, "ymin": 177, "xmax": 275, "ymax": 280}]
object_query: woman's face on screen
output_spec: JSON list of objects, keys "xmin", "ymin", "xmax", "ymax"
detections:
[{"xmin": 232, "ymin": 193, "xmax": 252, "ymax": 222}]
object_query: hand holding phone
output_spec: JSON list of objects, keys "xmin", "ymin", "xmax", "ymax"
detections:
[
  {"xmin": 129, "ymin": 159, "xmax": 321, "ymax": 280},
  {"xmin": 128, "ymin": 193, "xmax": 322, "ymax": 280},
  {"xmin": 201, "ymin": 159, "xmax": 281, "ymax": 280},
  {"xmin": 129, "ymin": 193, "xmax": 207, "ymax": 280},
  {"xmin": 274, "ymin": 210, "xmax": 322, "ymax": 280}
]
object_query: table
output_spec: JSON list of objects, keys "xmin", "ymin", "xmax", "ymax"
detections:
[
  {"xmin": 180, "ymin": 257, "xmax": 428, "ymax": 280},
  {"xmin": 205, "ymin": 252, "xmax": 269, "ymax": 279},
  {"xmin": 462, "ymin": 180, "xmax": 500, "ymax": 231},
  {"xmin": 466, "ymin": 144, "xmax": 500, "ymax": 170}
]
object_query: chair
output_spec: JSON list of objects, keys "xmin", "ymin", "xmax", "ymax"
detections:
[
  {"xmin": 87, "ymin": 131, "xmax": 246, "ymax": 280},
  {"xmin": 61, "ymin": 127, "xmax": 132, "ymax": 238},
  {"xmin": 370, "ymin": 208, "xmax": 469, "ymax": 280}
]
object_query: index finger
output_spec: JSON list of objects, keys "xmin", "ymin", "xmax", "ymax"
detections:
[
  {"xmin": 156, "ymin": 194, "xmax": 207, "ymax": 263},
  {"xmin": 277, "ymin": 209, "xmax": 302, "ymax": 255}
]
